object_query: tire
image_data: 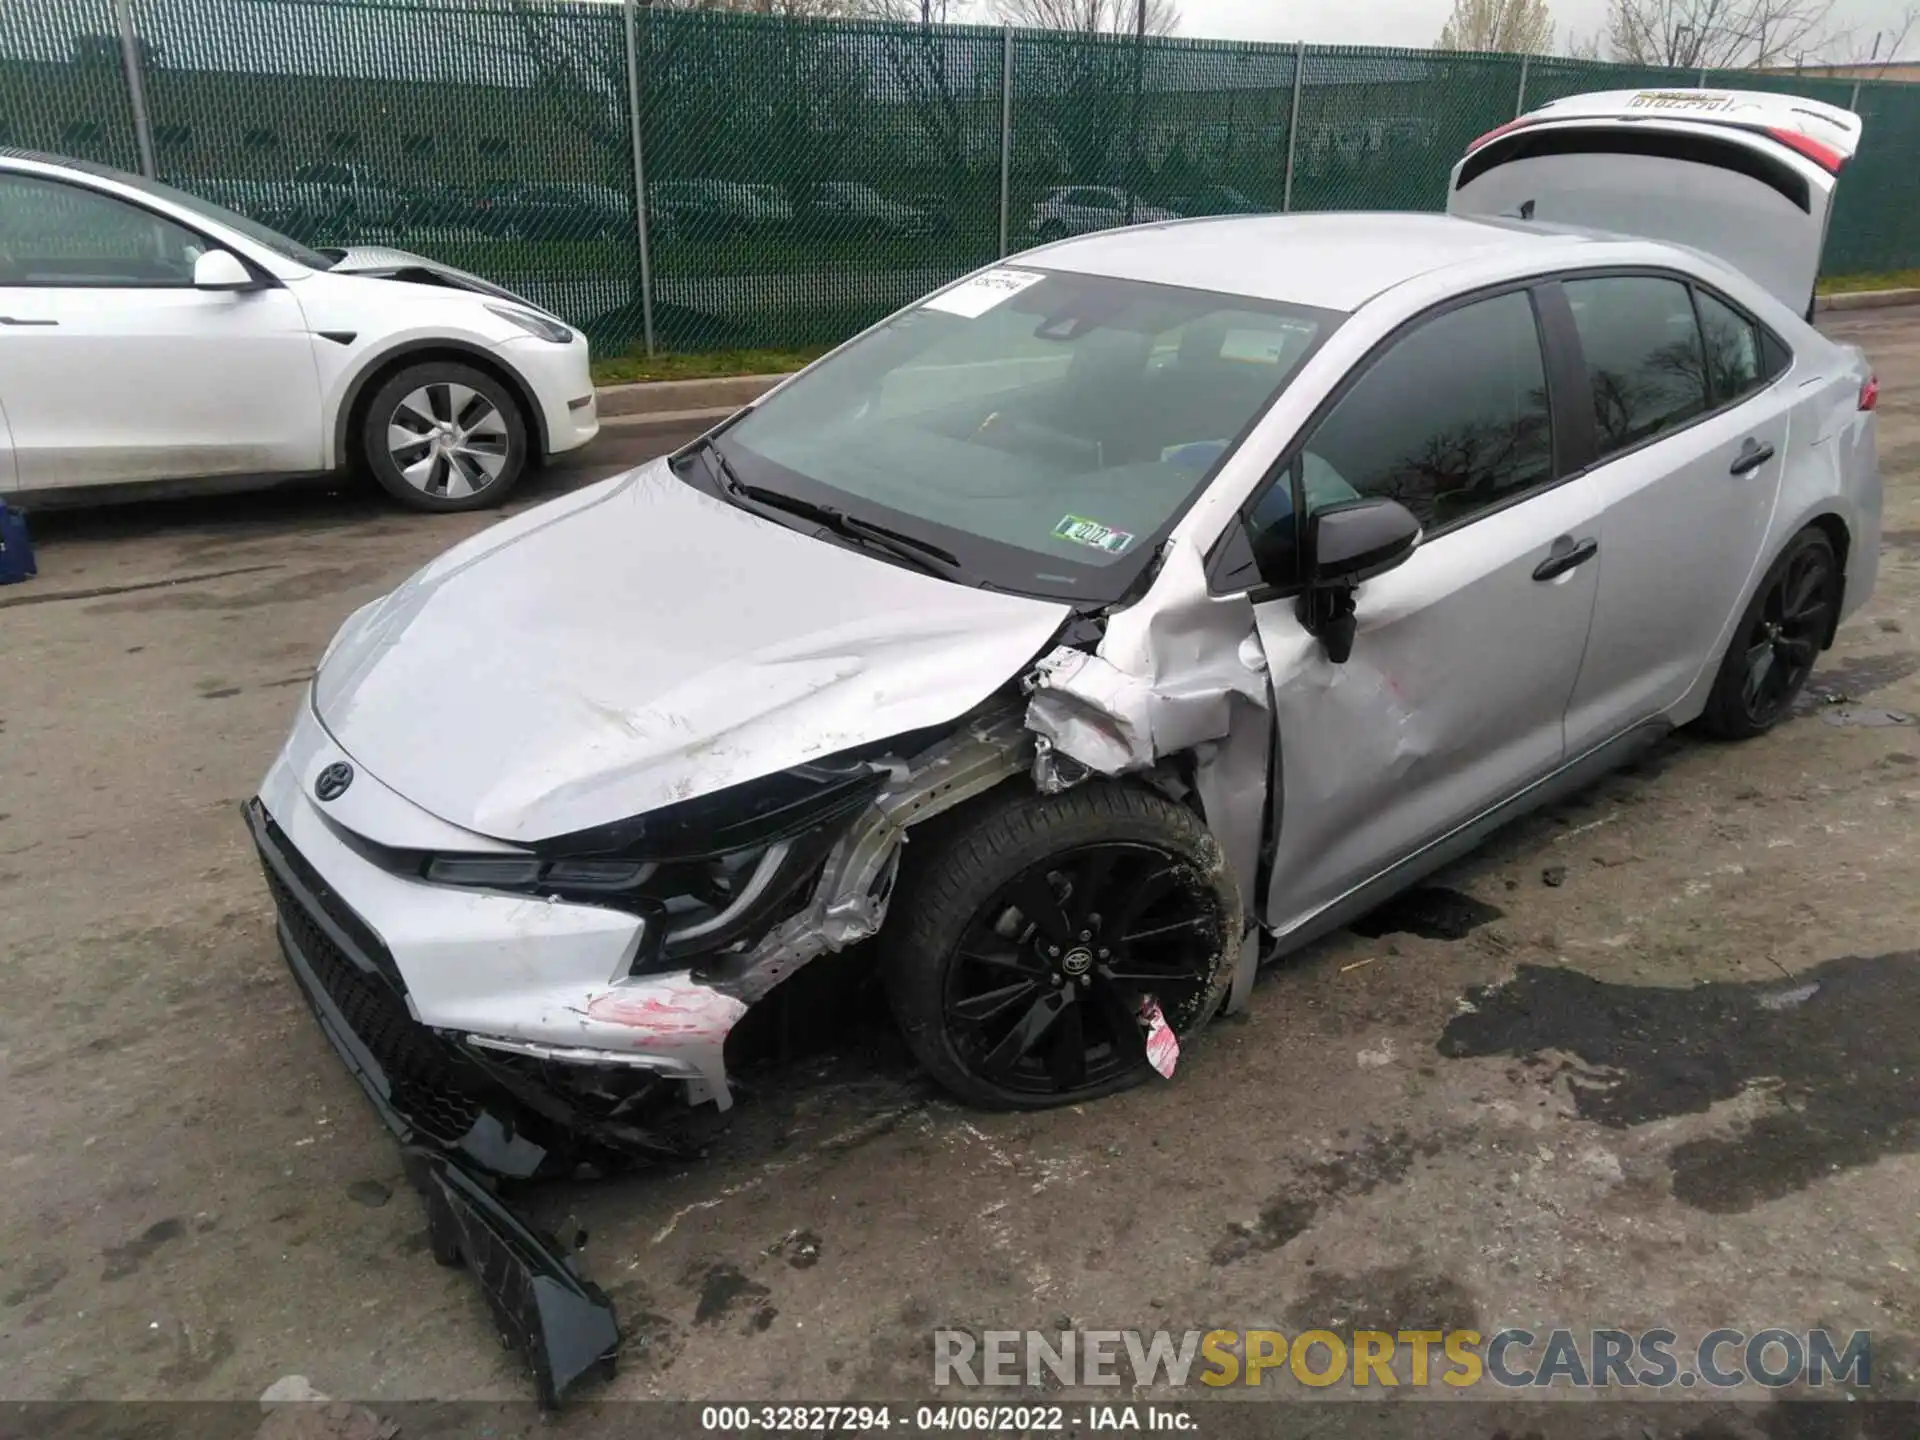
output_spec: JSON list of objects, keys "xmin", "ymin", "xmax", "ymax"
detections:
[
  {"xmin": 362, "ymin": 361, "xmax": 529, "ymax": 513},
  {"xmin": 1697, "ymin": 526, "xmax": 1842, "ymax": 740},
  {"xmin": 881, "ymin": 781, "xmax": 1239, "ymax": 1111}
]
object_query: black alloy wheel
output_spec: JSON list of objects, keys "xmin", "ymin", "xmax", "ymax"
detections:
[
  {"xmin": 1701, "ymin": 527, "xmax": 1842, "ymax": 739},
  {"xmin": 883, "ymin": 783, "xmax": 1238, "ymax": 1110}
]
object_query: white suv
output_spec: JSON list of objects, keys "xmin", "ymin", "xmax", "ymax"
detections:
[{"xmin": 0, "ymin": 151, "xmax": 598, "ymax": 512}]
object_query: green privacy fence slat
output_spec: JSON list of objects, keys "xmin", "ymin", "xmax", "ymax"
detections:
[
  {"xmin": 5, "ymin": 3, "xmax": 1920, "ymax": 355},
  {"xmin": 131, "ymin": 0, "xmax": 646, "ymax": 348},
  {"xmin": 634, "ymin": 8, "xmax": 1006, "ymax": 352},
  {"xmin": 0, "ymin": 0, "xmax": 143, "ymax": 170}
]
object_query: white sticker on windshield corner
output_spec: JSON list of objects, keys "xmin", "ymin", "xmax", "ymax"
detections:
[{"xmin": 922, "ymin": 268, "xmax": 1045, "ymax": 319}]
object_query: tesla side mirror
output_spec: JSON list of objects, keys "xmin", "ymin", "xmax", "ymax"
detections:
[
  {"xmin": 192, "ymin": 250, "xmax": 254, "ymax": 291},
  {"xmin": 1297, "ymin": 497, "xmax": 1422, "ymax": 664}
]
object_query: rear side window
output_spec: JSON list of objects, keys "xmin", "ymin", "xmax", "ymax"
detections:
[
  {"xmin": 1299, "ymin": 289, "xmax": 1555, "ymax": 533},
  {"xmin": 1694, "ymin": 288, "xmax": 1762, "ymax": 402},
  {"xmin": 1564, "ymin": 276, "xmax": 1707, "ymax": 458}
]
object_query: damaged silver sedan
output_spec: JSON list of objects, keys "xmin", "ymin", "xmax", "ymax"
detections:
[{"xmin": 248, "ymin": 87, "xmax": 1880, "ymax": 1402}]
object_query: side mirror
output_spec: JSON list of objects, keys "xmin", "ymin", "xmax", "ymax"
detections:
[
  {"xmin": 193, "ymin": 250, "xmax": 254, "ymax": 291},
  {"xmin": 1306, "ymin": 496, "xmax": 1422, "ymax": 587},
  {"xmin": 1297, "ymin": 497, "xmax": 1422, "ymax": 664}
]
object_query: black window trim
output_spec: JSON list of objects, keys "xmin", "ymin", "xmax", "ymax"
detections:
[
  {"xmin": 1206, "ymin": 275, "xmax": 1574, "ymax": 600},
  {"xmin": 1549, "ymin": 263, "xmax": 1794, "ymax": 482},
  {"xmin": 0, "ymin": 167, "xmax": 266, "ymax": 291}
]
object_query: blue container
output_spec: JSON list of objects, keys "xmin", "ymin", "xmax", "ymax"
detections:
[{"xmin": 0, "ymin": 504, "xmax": 35, "ymax": 585}]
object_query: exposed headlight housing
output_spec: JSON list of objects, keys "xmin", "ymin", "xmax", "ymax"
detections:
[
  {"xmin": 484, "ymin": 302, "xmax": 574, "ymax": 344},
  {"xmin": 416, "ymin": 750, "xmax": 906, "ymax": 969}
]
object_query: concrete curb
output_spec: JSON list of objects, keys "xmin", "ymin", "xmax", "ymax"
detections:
[
  {"xmin": 596, "ymin": 404, "xmax": 739, "ymax": 432},
  {"xmin": 1816, "ymin": 287, "xmax": 1920, "ymax": 312},
  {"xmin": 594, "ymin": 373, "xmax": 788, "ymax": 417}
]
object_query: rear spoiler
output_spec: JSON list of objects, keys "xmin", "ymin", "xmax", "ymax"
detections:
[
  {"xmin": 1467, "ymin": 115, "xmax": 1849, "ymax": 174},
  {"xmin": 1466, "ymin": 88, "xmax": 1861, "ymax": 175}
]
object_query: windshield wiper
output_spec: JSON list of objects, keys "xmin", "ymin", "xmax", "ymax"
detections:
[{"xmin": 695, "ymin": 439, "xmax": 961, "ymax": 580}]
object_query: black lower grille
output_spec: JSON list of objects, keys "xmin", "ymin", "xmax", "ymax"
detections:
[{"xmin": 260, "ymin": 862, "xmax": 485, "ymax": 1146}]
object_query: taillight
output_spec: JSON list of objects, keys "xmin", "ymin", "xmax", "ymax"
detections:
[
  {"xmin": 1767, "ymin": 126, "xmax": 1846, "ymax": 174},
  {"xmin": 1467, "ymin": 117, "xmax": 1531, "ymax": 153},
  {"xmin": 1860, "ymin": 374, "xmax": 1879, "ymax": 411}
]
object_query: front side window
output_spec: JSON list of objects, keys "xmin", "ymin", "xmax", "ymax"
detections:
[
  {"xmin": 0, "ymin": 174, "xmax": 207, "ymax": 286},
  {"xmin": 1288, "ymin": 288, "xmax": 1554, "ymax": 541},
  {"xmin": 1564, "ymin": 275, "xmax": 1708, "ymax": 458},
  {"xmin": 707, "ymin": 270, "xmax": 1336, "ymax": 601}
]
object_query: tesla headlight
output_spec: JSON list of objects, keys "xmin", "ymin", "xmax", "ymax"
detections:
[{"xmin": 484, "ymin": 303, "xmax": 574, "ymax": 344}]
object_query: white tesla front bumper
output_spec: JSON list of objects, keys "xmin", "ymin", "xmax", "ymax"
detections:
[{"xmin": 497, "ymin": 332, "xmax": 599, "ymax": 458}]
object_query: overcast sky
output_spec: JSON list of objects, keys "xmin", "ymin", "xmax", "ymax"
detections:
[
  {"xmin": 1169, "ymin": 0, "xmax": 1913, "ymax": 56},
  {"xmin": 950, "ymin": 0, "xmax": 1915, "ymax": 62}
]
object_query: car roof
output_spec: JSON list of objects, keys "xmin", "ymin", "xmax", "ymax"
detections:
[{"xmin": 1028, "ymin": 210, "xmax": 1619, "ymax": 313}]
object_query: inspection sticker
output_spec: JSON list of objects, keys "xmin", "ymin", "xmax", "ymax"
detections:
[
  {"xmin": 922, "ymin": 267, "xmax": 1045, "ymax": 319},
  {"xmin": 1053, "ymin": 514, "xmax": 1136, "ymax": 554}
]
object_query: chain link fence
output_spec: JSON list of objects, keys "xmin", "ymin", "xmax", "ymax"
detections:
[{"xmin": 4, "ymin": 0, "xmax": 1918, "ymax": 357}]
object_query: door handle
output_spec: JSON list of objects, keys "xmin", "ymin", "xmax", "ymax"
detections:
[
  {"xmin": 1533, "ymin": 535, "xmax": 1599, "ymax": 582},
  {"xmin": 1729, "ymin": 438, "xmax": 1775, "ymax": 475},
  {"xmin": 0, "ymin": 315, "xmax": 58, "ymax": 326}
]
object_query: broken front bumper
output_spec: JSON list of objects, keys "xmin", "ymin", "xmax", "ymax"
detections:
[{"xmin": 246, "ymin": 798, "xmax": 619, "ymax": 1405}]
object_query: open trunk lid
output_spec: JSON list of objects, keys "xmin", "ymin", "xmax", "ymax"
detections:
[{"xmin": 1447, "ymin": 88, "xmax": 1862, "ymax": 316}]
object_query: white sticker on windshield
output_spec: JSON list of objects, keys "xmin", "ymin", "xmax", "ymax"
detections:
[
  {"xmin": 923, "ymin": 268, "xmax": 1046, "ymax": 319},
  {"xmin": 1220, "ymin": 327, "xmax": 1306, "ymax": 365}
]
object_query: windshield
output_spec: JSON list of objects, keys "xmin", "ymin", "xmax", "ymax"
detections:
[
  {"xmin": 95, "ymin": 168, "xmax": 333, "ymax": 270},
  {"xmin": 714, "ymin": 268, "xmax": 1338, "ymax": 601}
]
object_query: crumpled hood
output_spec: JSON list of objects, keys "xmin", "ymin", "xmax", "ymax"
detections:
[
  {"xmin": 313, "ymin": 461, "xmax": 1071, "ymax": 842},
  {"xmin": 324, "ymin": 246, "xmax": 553, "ymax": 316}
]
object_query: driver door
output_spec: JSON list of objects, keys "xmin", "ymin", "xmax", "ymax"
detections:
[
  {"xmin": 0, "ymin": 170, "xmax": 322, "ymax": 490},
  {"xmin": 1233, "ymin": 286, "xmax": 1607, "ymax": 937}
]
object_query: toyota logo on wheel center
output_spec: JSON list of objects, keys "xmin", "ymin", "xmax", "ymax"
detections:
[
  {"xmin": 1061, "ymin": 947, "xmax": 1094, "ymax": 976},
  {"xmin": 313, "ymin": 762, "xmax": 354, "ymax": 802}
]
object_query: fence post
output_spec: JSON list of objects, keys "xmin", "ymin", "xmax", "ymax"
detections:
[
  {"xmin": 1698, "ymin": 65, "xmax": 1708, "ymax": 85},
  {"xmin": 622, "ymin": 0, "xmax": 657, "ymax": 356},
  {"xmin": 1282, "ymin": 40, "xmax": 1305, "ymax": 213},
  {"xmin": 1514, "ymin": 52, "xmax": 1530, "ymax": 117},
  {"xmin": 112, "ymin": 0, "xmax": 156, "ymax": 179},
  {"xmin": 1849, "ymin": 79, "xmax": 1862, "ymax": 110},
  {"xmin": 999, "ymin": 25, "xmax": 1014, "ymax": 258}
]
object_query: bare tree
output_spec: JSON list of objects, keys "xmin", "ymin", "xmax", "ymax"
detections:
[
  {"xmin": 853, "ymin": 0, "xmax": 976, "ymax": 18},
  {"xmin": 994, "ymin": 0, "xmax": 1180, "ymax": 36},
  {"xmin": 1563, "ymin": 26, "xmax": 1605, "ymax": 56},
  {"xmin": 1435, "ymin": 0, "xmax": 1557, "ymax": 52},
  {"xmin": 1600, "ymin": 0, "xmax": 1840, "ymax": 67},
  {"xmin": 637, "ymin": 0, "xmax": 872, "ymax": 13},
  {"xmin": 1825, "ymin": 3, "xmax": 1918, "ymax": 68}
]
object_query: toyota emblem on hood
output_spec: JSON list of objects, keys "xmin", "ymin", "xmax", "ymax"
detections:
[{"xmin": 314, "ymin": 762, "xmax": 355, "ymax": 802}]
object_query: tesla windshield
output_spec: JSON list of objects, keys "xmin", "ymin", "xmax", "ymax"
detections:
[{"xmin": 714, "ymin": 268, "xmax": 1339, "ymax": 600}]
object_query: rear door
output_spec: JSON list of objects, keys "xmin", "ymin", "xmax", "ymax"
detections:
[
  {"xmin": 1448, "ymin": 88, "xmax": 1861, "ymax": 317},
  {"xmin": 1554, "ymin": 271, "xmax": 1794, "ymax": 755},
  {"xmin": 0, "ymin": 394, "xmax": 16, "ymax": 494}
]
